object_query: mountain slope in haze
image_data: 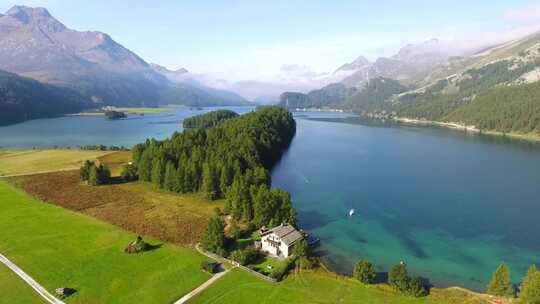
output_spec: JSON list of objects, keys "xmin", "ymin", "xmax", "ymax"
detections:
[
  {"xmin": 0, "ymin": 69, "xmax": 88, "ymax": 126},
  {"xmin": 341, "ymin": 39, "xmax": 463, "ymax": 87},
  {"xmin": 151, "ymin": 64, "xmax": 249, "ymax": 105},
  {"xmin": 344, "ymin": 77, "xmax": 408, "ymax": 113},
  {"xmin": 373, "ymin": 33, "xmax": 540, "ymax": 135},
  {"xmin": 278, "ymin": 83, "xmax": 357, "ymax": 109},
  {"xmin": 0, "ymin": 5, "xmax": 249, "ymax": 118}
]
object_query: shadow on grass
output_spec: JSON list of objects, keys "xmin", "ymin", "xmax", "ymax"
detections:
[{"xmin": 144, "ymin": 243, "xmax": 163, "ymax": 252}]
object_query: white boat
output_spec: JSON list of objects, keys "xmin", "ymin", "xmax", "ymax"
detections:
[{"xmin": 349, "ymin": 209, "xmax": 355, "ymax": 217}]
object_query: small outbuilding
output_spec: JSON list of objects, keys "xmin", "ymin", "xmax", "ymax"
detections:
[{"xmin": 260, "ymin": 224, "xmax": 303, "ymax": 259}]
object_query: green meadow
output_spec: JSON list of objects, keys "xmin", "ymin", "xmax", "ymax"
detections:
[
  {"xmin": 0, "ymin": 263, "xmax": 44, "ymax": 304},
  {"xmin": 189, "ymin": 268, "xmax": 489, "ymax": 304},
  {"xmin": 0, "ymin": 181, "xmax": 211, "ymax": 303}
]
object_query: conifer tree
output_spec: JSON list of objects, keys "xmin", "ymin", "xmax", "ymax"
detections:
[
  {"xmin": 518, "ymin": 264, "xmax": 540, "ymax": 304},
  {"xmin": 353, "ymin": 260, "xmax": 376, "ymax": 284},
  {"xmin": 487, "ymin": 263, "xmax": 514, "ymax": 297},
  {"xmin": 163, "ymin": 161, "xmax": 177, "ymax": 191},
  {"xmin": 201, "ymin": 215, "xmax": 225, "ymax": 254}
]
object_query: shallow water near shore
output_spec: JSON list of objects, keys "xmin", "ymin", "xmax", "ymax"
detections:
[{"xmin": 1, "ymin": 108, "xmax": 539, "ymax": 291}]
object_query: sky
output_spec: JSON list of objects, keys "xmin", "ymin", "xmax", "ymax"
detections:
[{"xmin": 1, "ymin": 0, "xmax": 540, "ymax": 97}]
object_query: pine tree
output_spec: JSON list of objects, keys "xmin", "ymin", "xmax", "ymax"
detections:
[
  {"xmin": 151, "ymin": 158, "xmax": 164, "ymax": 189},
  {"xmin": 518, "ymin": 264, "xmax": 540, "ymax": 304},
  {"xmin": 487, "ymin": 263, "xmax": 514, "ymax": 297},
  {"xmin": 87, "ymin": 164, "xmax": 99, "ymax": 186},
  {"xmin": 201, "ymin": 163, "xmax": 218, "ymax": 200},
  {"xmin": 201, "ymin": 215, "xmax": 225, "ymax": 254},
  {"xmin": 293, "ymin": 238, "xmax": 310, "ymax": 258},
  {"xmin": 80, "ymin": 160, "xmax": 94, "ymax": 181},
  {"xmin": 353, "ymin": 260, "xmax": 376, "ymax": 284},
  {"xmin": 163, "ymin": 161, "xmax": 177, "ymax": 191},
  {"xmin": 219, "ymin": 165, "xmax": 233, "ymax": 196},
  {"xmin": 388, "ymin": 263, "xmax": 410, "ymax": 292},
  {"xmin": 175, "ymin": 166, "xmax": 185, "ymax": 193}
]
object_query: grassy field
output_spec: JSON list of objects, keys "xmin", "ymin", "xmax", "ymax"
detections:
[
  {"xmin": 0, "ymin": 263, "xmax": 44, "ymax": 304},
  {"xmin": 189, "ymin": 268, "xmax": 490, "ymax": 304},
  {"xmin": 11, "ymin": 170, "xmax": 224, "ymax": 245},
  {"xmin": 0, "ymin": 150, "xmax": 113, "ymax": 176},
  {"xmin": 97, "ymin": 150, "xmax": 132, "ymax": 176},
  {"xmin": 0, "ymin": 181, "xmax": 212, "ymax": 303}
]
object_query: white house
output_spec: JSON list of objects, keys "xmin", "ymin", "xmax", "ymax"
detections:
[{"xmin": 260, "ymin": 224, "xmax": 303, "ymax": 259}]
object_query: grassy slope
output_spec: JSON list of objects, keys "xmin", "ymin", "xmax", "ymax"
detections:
[
  {"xmin": 0, "ymin": 263, "xmax": 44, "ymax": 304},
  {"xmin": 0, "ymin": 150, "xmax": 112, "ymax": 176},
  {"xmin": 0, "ymin": 181, "xmax": 211, "ymax": 303},
  {"xmin": 190, "ymin": 269, "xmax": 489, "ymax": 304}
]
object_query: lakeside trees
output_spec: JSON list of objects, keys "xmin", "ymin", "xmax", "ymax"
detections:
[
  {"xmin": 387, "ymin": 262, "xmax": 428, "ymax": 297},
  {"xmin": 518, "ymin": 265, "xmax": 540, "ymax": 304},
  {"xmin": 487, "ymin": 263, "xmax": 514, "ymax": 297},
  {"xmin": 353, "ymin": 260, "xmax": 376, "ymax": 284},
  {"xmin": 132, "ymin": 107, "xmax": 297, "ymax": 228}
]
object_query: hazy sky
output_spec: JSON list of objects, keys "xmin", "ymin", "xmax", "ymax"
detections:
[{"xmin": 1, "ymin": 0, "xmax": 540, "ymax": 82}]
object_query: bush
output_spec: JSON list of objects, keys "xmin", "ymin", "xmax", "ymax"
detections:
[
  {"xmin": 230, "ymin": 247, "xmax": 259, "ymax": 266},
  {"xmin": 80, "ymin": 160, "xmax": 94, "ymax": 181},
  {"xmin": 201, "ymin": 261, "xmax": 218, "ymax": 274},
  {"xmin": 353, "ymin": 260, "xmax": 376, "ymax": 284},
  {"xmin": 121, "ymin": 163, "xmax": 138, "ymax": 182},
  {"xmin": 269, "ymin": 258, "xmax": 295, "ymax": 281},
  {"xmin": 409, "ymin": 277, "xmax": 428, "ymax": 297},
  {"xmin": 387, "ymin": 263, "xmax": 429, "ymax": 297},
  {"xmin": 87, "ymin": 163, "xmax": 111, "ymax": 186}
]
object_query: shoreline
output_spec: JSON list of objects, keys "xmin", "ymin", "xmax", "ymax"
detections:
[{"xmin": 394, "ymin": 117, "xmax": 540, "ymax": 143}]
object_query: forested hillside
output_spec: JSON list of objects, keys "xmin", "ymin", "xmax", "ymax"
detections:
[
  {"xmin": 444, "ymin": 81, "xmax": 540, "ymax": 133},
  {"xmin": 132, "ymin": 107, "xmax": 297, "ymax": 227},
  {"xmin": 0, "ymin": 70, "xmax": 88, "ymax": 126},
  {"xmin": 393, "ymin": 56, "xmax": 540, "ymax": 134}
]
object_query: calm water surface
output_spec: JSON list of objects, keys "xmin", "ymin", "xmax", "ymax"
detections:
[
  {"xmin": 272, "ymin": 113, "xmax": 540, "ymax": 291},
  {"xmin": 1, "ymin": 109, "xmax": 539, "ymax": 290}
]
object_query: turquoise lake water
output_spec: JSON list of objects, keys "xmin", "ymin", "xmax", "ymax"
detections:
[{"xmin": 1, "ymin": 108, "xmax": 539, "ymax": 290}]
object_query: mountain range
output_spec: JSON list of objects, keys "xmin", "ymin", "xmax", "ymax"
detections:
[
  {"xmin": 279, "ymin": 33, "xmax": 540, "ymax": 135},
  {"xmin": 0, "ymin": 6, "xmax": 249, "ymax": 125}
]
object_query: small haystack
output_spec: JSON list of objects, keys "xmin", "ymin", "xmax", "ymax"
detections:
[{"xmin": 124, "ymin": 236, "xmax": 148, "ymax": 254}]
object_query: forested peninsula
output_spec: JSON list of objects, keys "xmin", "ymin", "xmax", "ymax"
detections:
[{"xmin": 132, "ymin": 106, "xmax": 297, "ymax": 227}]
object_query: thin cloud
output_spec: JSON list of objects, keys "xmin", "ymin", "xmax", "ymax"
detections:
[{"xmin": 504, "ymin": 4, "xmax": 540, "ymax": 23}]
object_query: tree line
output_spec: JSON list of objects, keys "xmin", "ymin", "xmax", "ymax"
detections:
[
  {"xmin": 132, "ymin": 106, "xmax": 297, "ymax": 228},
  {"xmin": 351, "ymin": 259, "xmax": 540, "ymax": 301},
  {"xmin": 182, "ymin": 109, "xmax": 239, "ymax": 129}
]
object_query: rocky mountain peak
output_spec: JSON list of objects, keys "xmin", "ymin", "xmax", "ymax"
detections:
[
  {"xmin": 334, "ymin": 55, "xmax": 371, "ymax": 73},
  {"xmin": 4, "ymin": 5, "xmax": 65, "ymax": 32}
]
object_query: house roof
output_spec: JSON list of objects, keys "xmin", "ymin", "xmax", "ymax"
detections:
[{"xmin": 267, "ymin": 224, "xmax": 303, "ymax": 246}]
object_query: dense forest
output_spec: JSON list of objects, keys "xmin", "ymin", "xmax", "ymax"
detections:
[
  {"xmin": 132, "ymin": 106, "xmax": 297, "ymax": 228},
  {"xmin": 182, "ymin": 109, "xmax": 239, "ymax": 129},
  {"xmin": 395, "ymin": 59, "xmax": 540, "ymax": 126},
  {"xmin": 444, "ymin": 81, "xmax": 540, "ymax": 133}
]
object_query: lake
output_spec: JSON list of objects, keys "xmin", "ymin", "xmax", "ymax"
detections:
[{"xmin": 1, "ymin": 107, "xmax": 539, "ymax": 291}]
